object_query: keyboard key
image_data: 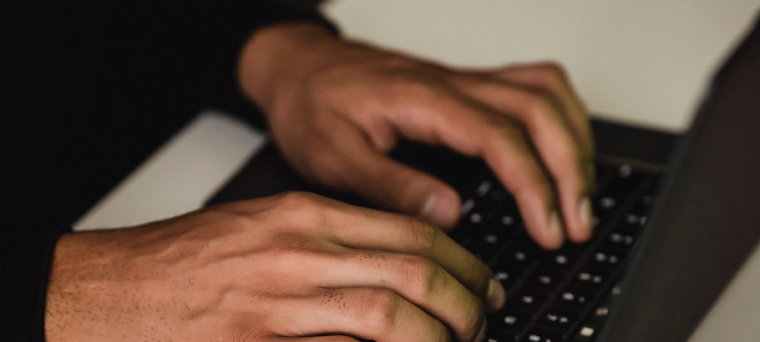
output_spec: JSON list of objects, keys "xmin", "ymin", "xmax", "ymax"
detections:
[
  {"xmin": 461, "ymin": 197, "xmax": 477, "ymax": 215},
  {"xmin": 525, "ymin": 267, "xmax": 566, "ymax": 293},
  {"xmin": 592, "ymin": 304, "xmax": 612, "ymax": 320},
  {"xmin": 520, "ymin": 328, "xmax": 563, "ymax": 342},
  {"xmin": 606, "ymin": 230, "xmax": 636, "ymax": 248},
  {"xmin": 487, "ymin": 205, "xmax": 522, "ymax": 237},
  {"xmin": 499, "ymin": 234, "xmax": 540, "ymax": 268},
  {"xmin": 458, "ymin": 162, "xmax": 661, "ymax": 342},
  {"xmin": 494, "ymin": 213, "xmax": 520, "ymax": 229},
  {"xmin": 536, "ymin": 306, "xmax": 579, "ymax": 334},
  {"xmin": 476, "ymin": 177, "xmax": 512, "ymax": 203},
  {"xmin": 570, "ymin": 321, "xmax": 601, "ymax": 342},
  {"xmin": 594, "ymin": 166, "xmax": 645, "ymax": 216},
  {"xmin": 463, "ymin": 198, "xmax": 500, "ymax": 227},
  {"xmin": 468, "ymin": 231, "xmax": 507, "ymax": 262},
  {"xmin": 554, "ymin": 286, "xmax": 596, "ymax": 311},
  {"xmin": 486, "ymin": 331, "xmax": 518, "ymax": 342},
  {"xmin": 476, "ymin": 179, "xmax": 494, "ymax": 197},
  {"xmin": 506, "ymin": 289, "xmax": 548, "ymax": 315},
  {"xmin": 540, "ymin": 243, "xmax": 585, "ymax": 271},
  {"xmin": 466, "ymin": 210, "xmax": 487, "ymax": 226},
  {"xmin": 589, "ymin": 247, "xmax": 627, "ymax": 269},
  {"xmin": 595, "ymin": 164, "xmax": 614, "ymax": 186},
  {"xmin": 615, "ymin": 164, "xmax": 648, "ymax": 183},
  {"xmin": 490, "ymin": 311, "xmax": 532, "ymax": 334},
  {"xmin": 487, "ymin": 186, "xmax": 511, "ymax": 203},
  {"xmin": 540, "ymin": 252, "xmax": 573, "ymax": 270},
  {"xmin": 493, "ymin": 267, "xmax": 522, "ymax": 291},
  {"xmin": 571, "ymin": 268, "xmax": 609, "ymax": 289},
  {"xmin": 615, "ymin": 212, "xmax": 647, "ymax": 234},
  {"xmin": 598, "ymin": 195, "xmax": 618, "ymax": 211}
]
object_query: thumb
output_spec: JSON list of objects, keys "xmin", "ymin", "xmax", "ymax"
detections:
[{"xmin": 343, "ymin": 148, "xmax": 462, "ymax": 230}]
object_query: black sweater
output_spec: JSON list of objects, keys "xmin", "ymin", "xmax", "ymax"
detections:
[{"xmin": 1, "ymin": 2, "xmax": 336, "ymax": 340}]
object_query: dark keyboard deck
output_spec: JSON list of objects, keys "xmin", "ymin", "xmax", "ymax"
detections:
[{"xmin": 451, "ymin": 163, "xmax": 661, "ymax": 342}]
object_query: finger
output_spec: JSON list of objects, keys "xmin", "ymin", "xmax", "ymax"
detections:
[
  {"xmin": 269, "ymin": 288, "xmax": 467, "ymax": 342},
  {"xmin": 236, "ymin": 192, "xmax": 504, "ymax": 310},
  {"xmin": 276, "ymin": 335, "xmax": 360, "ymax": 342},
  {"xmin": 360, "ymin": 84, "xmax": 567, "ymax": 247},
  {"xmin": 349, "ymin": 151, "xmax": 462, "ymax": 230},
  {"xmin": 325, "ymin": 122, "xmax": 463, "ymax": 229},
  {"xmin": 454, "ymin": 78, "xmax": 593, "ymax": 242},
  {"xmin": 316, "ymin": 204, "xmax": 505, "ymax": 311},
  {"xmin": 302, "ymin": 250, "xmax": 487, "ymax": 341},
  {"xmin": 482, "ymin": 123, "xmax": 570, "ymax": 247},
  {"xmin": 490, "ymin": 62, "xmax": 594, "ymax": 157},
  {"xmin": 493, "ymin": 64, "xmax": 596, "ymax": 194}
]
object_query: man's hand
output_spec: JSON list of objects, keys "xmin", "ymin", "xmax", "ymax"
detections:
[
  {"xmin": 45, "ymin": 192, "xmax": 505, "ymax": 342},
  {"xmin": 238, "ymin": 23, "xmax": 594, "ymax": 249}
]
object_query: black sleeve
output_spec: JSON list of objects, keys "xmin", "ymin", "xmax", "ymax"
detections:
[
  {"xmin": 99, "ymin": 2, "xmax": 339, "ymax": 130},
  {"xmin": 180, "ymin": 1, "xmax": 340, "ymax": 129},
  {"xmin": 2, "ymin": 2, "xmax": 337, "ymax": 341},
  {"xmin": 0, "ymin": 225, "xmax": 72, "ymax": 342}
]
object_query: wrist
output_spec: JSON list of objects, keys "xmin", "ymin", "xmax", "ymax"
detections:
[
  {"xmin": 237, "ymin": 22, "xmax": 343, "ymax": 117},
  {"xmin": 44, "ymin": 229, "xmax": 139, "ymax": 341}
]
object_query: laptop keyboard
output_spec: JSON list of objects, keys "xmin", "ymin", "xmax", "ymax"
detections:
[{"xmin": 451, "ymin": 163, "xmax": 661, "ymax": 342}]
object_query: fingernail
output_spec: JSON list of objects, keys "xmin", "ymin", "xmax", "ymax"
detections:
[
  {"xmin": 486, "ymin": 277, "xmax": 506, "ymax": 312},
  {"xmin": 419, "ymin": 191, "xmax": 459, "ymax": 228},
  {"xmin": 420, "ymin": 192, "xmax": 438, "ymax": 217},
  {"xmin": 547, "ymin": 210, "xmax": 564, "ymax": 246},
  {"xmin": 578, "ymin": 197, "xmax": 592, "ymax": 235},
  {"xmin": 474, "ymin": 319, "xmax": 487, "ymax": 342}
]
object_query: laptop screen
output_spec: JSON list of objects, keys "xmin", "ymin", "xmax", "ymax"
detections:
[{"xmin": 599, "ymin": 17, "xmax": 760, "ymax": 342}]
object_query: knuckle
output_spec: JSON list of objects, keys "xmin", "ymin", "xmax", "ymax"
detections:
[
  {"xmin": 387, "ymin": 72, "xmax": 442, "ymax": 105},
  {"xmin": 486, "ymin": 120, "xmax": 529, "ymax": 150},
  {"xmin": 461, "ymin": 310, "xmax": 485, "ymax": 342},
  {"xmin": 436, "ymin": 326, "xmax": 453, "ymax": 342},
  {"xmin": 537, "ymin": 61, "xmax": 566, "ymax": 78},
  {"xmin": 399, "ymin": 256, "xmax": 441, "ymax": 301},
  {"xmin": 406, "ymin": 219, "xmax": 438, "ymax": 252},
  {"xmin": 207, "ymin": 207, "xmax": 255, "ymax": 228},
  {"xmin": 362, "ymin": 289, "xmax": 403, "ymax": 333},
  {"xmin": 520, "ymin": 92, "xmax": 556, "ymax": 121},
  {"xmin": 275, "ymin": 191, "xmax": 322, "ymax": 214},
  {"xmin": 270, "ymin": 191, "xmax": 334, "ymax": 228},
  {"xmin": 381, "ymin": 55, "xmax": 419, "ymax": 70},
  {"xmin": 277, "ymin": 191, "xmax": 318, "ymax": 207}
]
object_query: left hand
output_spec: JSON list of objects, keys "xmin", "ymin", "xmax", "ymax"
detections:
[
  {"xmin": 237, "ymin": 23, "xmax": 595, "ymax": 249},
  {"xmin": 45, "ymin": 193, "xmax": 503, "ymax": 342}
]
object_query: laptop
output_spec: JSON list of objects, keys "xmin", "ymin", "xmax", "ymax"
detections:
[{"xmin": 206, "ymin": 18, "xmax": 760, "ymax": 342}]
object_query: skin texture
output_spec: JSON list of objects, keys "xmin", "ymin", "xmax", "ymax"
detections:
[
  {"xmin": 45, "ymin": 21, "xmax": 596, "ymax": 341},
  {"xmin": 46, "ymin": 192, "xmax": 504, "ymax": 342},
  {"xmin": 238, "ymin": 23, "xmax": 595, "ymax": 249}
]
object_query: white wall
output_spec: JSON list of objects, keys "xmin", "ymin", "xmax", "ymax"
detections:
[{"xmin": 323, "ymin": 0, "xmax": 760, "ymax": 132}]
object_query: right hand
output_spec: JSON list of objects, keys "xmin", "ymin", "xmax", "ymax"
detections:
[
  {"xmin": 45, "ymin": 192, "xmax": 506, "ymax": 342},
  {"xmin": 238, "ymin": 23, "xmax": 595, "ymax": 250}
]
